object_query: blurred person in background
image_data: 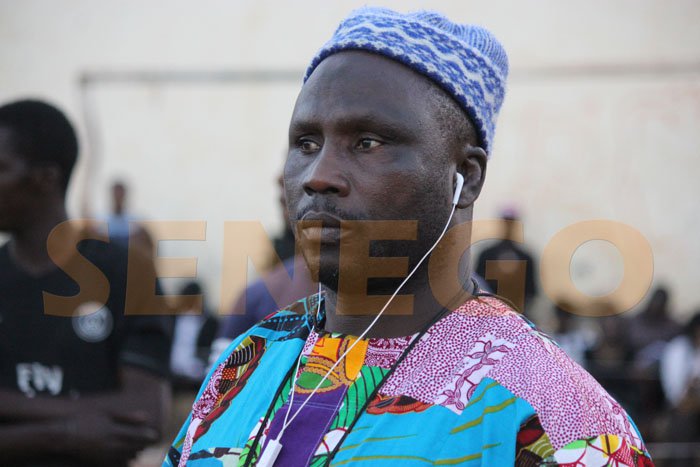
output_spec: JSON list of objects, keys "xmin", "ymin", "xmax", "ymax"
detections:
[
  {"xmin": 102, "ymin": 179, "xmax": 154, "ymax": 253},
  {"xmin": 585, "ymin": 307, "xmax": 639, "ymax": 429},
  {"xmin": 660, "ymin": 313, "xmax": 700, "ymax": 445},
  {"xmin": 550, "ymin": 300, "xmax": 597, "ymax": 367},
  {"xmin": 170, "ymin": 281, "xmax": 218, "ymax": 388},
  {"xmin": 270, "ymin": 170, "xmax": 297, "ymax": 265},
  {"xmin": 627, "ymin": 286, "xmax": 681, "ymax": 370},
  {"xmin": 0, "ymin": 99, "xmax": 172, "ymax": 466},
  {"xmin": 106, "ymin": 180, "xmax": 133, "ymax": 244},
  {"xmin": 626, "ymin": 286, "xmax": 681, "ymax": 439},
  {"xmin": 475, "ymin": 207, "xmax": 538, "ymax": 316},
  {"xmin": 211, "ymin": 169, "xmax": 315, "ymax": 362}
]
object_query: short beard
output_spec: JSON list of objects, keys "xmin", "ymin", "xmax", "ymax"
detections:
[
  {"xmin": 318, "ymin": 256, "xmax": 340, "ymax": 290},
  {"xmin": 313, "ymin": 214, "xmax": 451, "ymax": 296}
]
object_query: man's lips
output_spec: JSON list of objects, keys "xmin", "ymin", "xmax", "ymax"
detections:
[
  {"xmin": 299, "ymin": 211, "xmax": 343, "ymax": 228},
  {"xmin": 298, "ymin": 211, "xmax": 346, "ymax": 243}
]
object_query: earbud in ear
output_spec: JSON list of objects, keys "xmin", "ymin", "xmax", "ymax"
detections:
[{"xmin": 452, "ymin": 173, "xmax": 464, "ymax": 205}]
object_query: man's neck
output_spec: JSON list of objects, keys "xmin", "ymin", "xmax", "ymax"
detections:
[
  {"xmin": 314, "ymin": 212, "xmax": 477, "ymax": 338},
  {"xmin": 320, "ymin": 264, "xmax": 474, "ymax": 338},
  {"xmin": 9, "ymin": 203, "xmax": 69, "ymax": 275}
]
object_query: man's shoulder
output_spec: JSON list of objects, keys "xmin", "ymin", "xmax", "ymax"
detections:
[
  {"xmin": 460, "ymin": 296, "xmax": 646, "ymax": 452},
  {"xmin": 387, "ymin": 295, "xmax": 647, "ymax": 452}
]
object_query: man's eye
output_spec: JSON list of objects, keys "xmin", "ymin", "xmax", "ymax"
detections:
[
  {"xmin": 356, "ymin": 138, "xmax": 381, "ymax": 150},
  {"xmin": 298, "ymin": 139, "xmax": 321, "ymax": 153}
]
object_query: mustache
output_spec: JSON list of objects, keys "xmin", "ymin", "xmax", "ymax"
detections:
[{"xmin": 294, "ymin": 202, "xmax": 362, "ymax": 223}]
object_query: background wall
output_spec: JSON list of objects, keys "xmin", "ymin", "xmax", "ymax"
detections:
[{"xmin": 1, "ymin": 0, "xmax": 698, "ymax": 318}]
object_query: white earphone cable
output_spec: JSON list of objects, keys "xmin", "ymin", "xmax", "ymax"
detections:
[
  {"xmin": 276, "ymin": 202, "xmax": 458, "ymax": 440},
  {"xmin": 280, "ymin": 282, "xmax": 322, "ymax": 433}
]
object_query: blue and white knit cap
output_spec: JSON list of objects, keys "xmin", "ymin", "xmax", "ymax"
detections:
[{"xmin": 304, "ymin": 7, "xmax": 509, "ymax": 155}]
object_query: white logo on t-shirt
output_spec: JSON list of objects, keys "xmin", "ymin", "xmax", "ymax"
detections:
[
  {"xmin": 72, "ymin": 302, "xmax": 113, "ymax": 343},
  {"xmin": 16, "ymin": 362, "xmax": 63, "ymax": 397}
]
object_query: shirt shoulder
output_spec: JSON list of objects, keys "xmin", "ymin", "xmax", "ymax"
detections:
[
  {"xmin": 381, "ymin": 295, "xmax": 648, "ymax": 455},
  {"xmin": 474, "ymin": 298, "xmax": 645, "ymax": 451}
]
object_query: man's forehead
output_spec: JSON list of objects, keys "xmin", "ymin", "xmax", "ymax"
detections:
[
  {"xmin": 304, "ymin": 51, "xmax": 432, "ymax": 94},
  {"xmin": 292, "ymin": 51, "xmax": 436, "ymax": 124}
]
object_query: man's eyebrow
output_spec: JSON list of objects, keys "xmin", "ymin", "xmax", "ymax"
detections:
[
  {"xmin": 289, "ymin": 118, "xmax": 319, "ymax": 134},
  {"xmin": 291, "ymin": 113, "xmax": 409, "ymax": 136}
]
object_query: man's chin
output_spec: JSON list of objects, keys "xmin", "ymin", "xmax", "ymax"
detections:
[
  {"xmin": 318, "ymin": 268, "xmax": 340, "ymax": 291},
  {"xmin": 317, "ymin": 250, "xmax": 343, "ymax": 288},
  {"xmin": 309, "ymin": 255, "xmax": 370, "ymax": 293},
  {"xmin": 318, "ymin": 262, "xmax": 390, "ymax": 296}
]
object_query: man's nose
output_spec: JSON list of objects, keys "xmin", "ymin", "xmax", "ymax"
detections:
[{"xmin": 302, "ymin": 145, "xmax": 350, "ymax": 197}]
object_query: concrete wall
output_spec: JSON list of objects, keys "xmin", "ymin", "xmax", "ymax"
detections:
[{"xmin": 1, "ymin": 0, "xmax": 698, "ymax": 317}]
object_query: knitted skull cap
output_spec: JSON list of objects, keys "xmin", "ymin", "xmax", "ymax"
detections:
[{"xmin": 304, "ymin": 6, "xmax": 509, "ymax": 155}]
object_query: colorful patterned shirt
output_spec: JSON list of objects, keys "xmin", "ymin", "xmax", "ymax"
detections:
[{"xmin": 164, "ymin": 294, "xmax": 653, "ymax": 466}]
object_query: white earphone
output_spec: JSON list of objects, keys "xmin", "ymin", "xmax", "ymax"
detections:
[{"xmin": 453, "ymin": 172, "xmax": 464, "ymax": 205}]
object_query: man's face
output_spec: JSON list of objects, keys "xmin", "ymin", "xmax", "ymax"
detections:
[
  {"xmin": 0, "ymin": 127, "xmax": 34, "ymax": 232},
  {"xmin": 285, "ymin": 51, "xmax": 457, "ymax": 287}
]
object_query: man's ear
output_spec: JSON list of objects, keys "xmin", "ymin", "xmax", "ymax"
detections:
[{"xmin": 455, "ymin": 145, "xmax": 487, "ymax": 208}]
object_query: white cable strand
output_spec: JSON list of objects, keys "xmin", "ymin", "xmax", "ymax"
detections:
[
  {"xmin": 280, "ymin": 283, "xmax": 322, "ymax": 432},
  {"xmin": 277, "ymin": 203, "xmax": 457, "ymax": 439}
]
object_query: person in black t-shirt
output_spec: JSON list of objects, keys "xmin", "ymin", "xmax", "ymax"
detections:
[{"xmin": 0, "ymin": 99, "xmax": 172, "ymax": 466}]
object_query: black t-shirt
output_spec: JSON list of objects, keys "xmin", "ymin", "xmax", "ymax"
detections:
[{"xmin": 0, "ymin": 239, "xmax": 172, "ymax": 397}]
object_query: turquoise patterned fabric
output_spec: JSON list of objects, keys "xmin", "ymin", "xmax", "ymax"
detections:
[{"xmin": 165, "ymin": 295, "xmax": 653, "ymax": 467}]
